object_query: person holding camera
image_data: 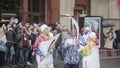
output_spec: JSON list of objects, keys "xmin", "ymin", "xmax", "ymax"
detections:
[{"xmin": 16, "ymin": 26, "xmax": 31, "ymax": 68}]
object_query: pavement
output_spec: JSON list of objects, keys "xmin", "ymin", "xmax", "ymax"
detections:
[
  {"xmin": 0, "ymin": 58, "xmax": 120, "ymax": 68},
  {"xmin": 100, "ymin": 58, "xmax": 120, "ymax": 68}
]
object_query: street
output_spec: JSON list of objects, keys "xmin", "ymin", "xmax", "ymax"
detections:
[
  {"xmin": 1, "ymin": 58, "xmax": 120, "ymax": 68},
  {"xmin": 100, "ymin": 58, "xmax": 120, "ymax": 68}
]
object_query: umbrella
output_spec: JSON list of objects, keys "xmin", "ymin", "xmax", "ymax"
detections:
[{"xmin": 102, "ymin": 23, "xmax": 115, "ymax": 28}]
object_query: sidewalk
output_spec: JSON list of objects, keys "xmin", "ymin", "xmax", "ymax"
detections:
[
  {"xmin": 0, "ymin": 58, "xmax": 120, "ymax": 68},
  {"xmin": 100, "ymin": 58, "xmax": 120, "ymax": 68}
]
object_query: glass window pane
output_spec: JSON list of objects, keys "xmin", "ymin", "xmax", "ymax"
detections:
[
  {"xmin": 34, "ymin": 16, "xmax": 40, "ymax": 24},
  {"xmin": 28, "ymin": 0, "xmax": 31, "ymax": 12},
  {"xmin": 1, "ymin": 0, "xmax": 20, "ymax": 11},
  {"xmin": 32, "ymin": 0, "xmax": 40, "ymax": 12}
]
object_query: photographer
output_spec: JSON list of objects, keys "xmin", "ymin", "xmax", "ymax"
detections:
[{"xmin": 16, "ymin": 26, "xmax": 31, "ymax": 68}]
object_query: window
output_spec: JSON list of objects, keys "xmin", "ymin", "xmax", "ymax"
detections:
[
  {"xmin": 1, "ymin": 0, "xmax": 20, "ymax": 11},
  {"xmin": 33, "ymin": 0, "xmax": 40, "ymax": 12},
  {"xmin": 34, "ymin": 16, "xmax": 40, "ymax": 24}
]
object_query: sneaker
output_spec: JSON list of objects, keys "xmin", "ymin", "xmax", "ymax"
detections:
[{"xmin": 27, "ymin": 61, "xmax": 32, "ymax": 65}]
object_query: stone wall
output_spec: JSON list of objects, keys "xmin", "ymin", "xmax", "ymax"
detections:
[
  {"xmin": 91, "ymin": 0, "xmax": 109, "ymax": 18},
  {"xmin": 91, "ymin": 0, "xmax": 120, "ymax": 33},
  {"xmin": 59, "ymin": 0, "xmax": 75, "ymax": 32}
]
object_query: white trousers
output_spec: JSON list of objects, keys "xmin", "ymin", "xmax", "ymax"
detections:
[
  {"xmin": 36, "ymin": 54, "xmax": 54, "ymax": 68},
  {"xmin": 82, "ymin": 47, "xmax": 100, "ymax": 68}
]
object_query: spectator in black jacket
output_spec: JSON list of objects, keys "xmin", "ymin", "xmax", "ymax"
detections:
[{"xmin": 5, "ymin": 24, "xmax": 16, "ymax": 65}]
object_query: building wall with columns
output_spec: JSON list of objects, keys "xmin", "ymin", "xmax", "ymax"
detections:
[
  {"xmin": 91, "ymin": 0, "xmax": 120, "ymax": 34},
  {"xmin": 59, "ymin": 0, "xmax": 75, "ymax": 32}
]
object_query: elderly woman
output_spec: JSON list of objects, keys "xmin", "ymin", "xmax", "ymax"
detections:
[
  {"xmin": 61, "ymin": 30, "xmax": 80, "ymax": 68},
  {"xmin": 33, "ymin": 24, "xmax": 54, "ymax": 68},
  {"xmin": 79, "ymin": 32, "xmax": 100, "ymax": 68}
]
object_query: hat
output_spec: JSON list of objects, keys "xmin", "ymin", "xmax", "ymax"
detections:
[
  {"xmin": 40, "ymin": 24, "xmax": 48, "ymax": 32},
  {"xmin": 88, "ymin": 32, "xmax": 97, "ymax": 39}
]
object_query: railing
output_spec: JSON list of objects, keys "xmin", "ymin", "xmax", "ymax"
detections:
[{"xmin": 99, "ymin": 49, "xmax": 120, "ymax": 59}]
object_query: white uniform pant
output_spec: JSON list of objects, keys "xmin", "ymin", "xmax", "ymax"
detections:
[
  {"xmin": 36, "ymin": 54, "xmax": 54, "ymax": 68},
  {"xmin": 82, "ymin": 47, "xmax": 100, "ymax": 68}
]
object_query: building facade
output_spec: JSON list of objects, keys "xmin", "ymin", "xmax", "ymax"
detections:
[
  {"xmin": 0, "ymin": 0, "xmax": 120, "ymax": 29},
  {"xmin": 91, "ymin": 0, "xmax": 120, "ymax": 33},
  {"xmin": 0, "ymin": 0, "xmax": 59, "ymax": 25},
  {"xmin": 60, "ymin": 0, "xmax": 90, "ymax": 31},
  {"xmin": 0, "ymin": 0, "xmax": 91, "ymax": 27}
]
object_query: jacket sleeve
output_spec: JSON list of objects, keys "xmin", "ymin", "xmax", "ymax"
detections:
[
  {"xmin": 61, "ymin": 36, "xmax": 69, "ymax": 49},
  {"xmin": 15, "ymin": 33, "xmax": 22, "ymax": 42},
  {"xmin": 33, "ymin": 37, "xmax": 41, "ymax": 52}
]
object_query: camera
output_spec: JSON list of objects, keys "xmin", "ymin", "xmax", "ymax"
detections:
[{"xmin": 22, "ymin": 29, "xmax": 26, "ymax": 33}]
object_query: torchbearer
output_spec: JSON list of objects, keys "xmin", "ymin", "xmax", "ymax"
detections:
[
  {"xmin": 61, "ymin": 17, "xmax": 81, "ymax": 68},
  {"xmin": 78, "ymin": 32, "xmax": 100, "ymax": 68},
  {"xmin": 33, "ymin": 24, "xmax": 60, "ymax": 68}
]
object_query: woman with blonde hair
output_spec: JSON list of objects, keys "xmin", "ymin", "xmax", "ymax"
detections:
[
  {"xmin": 33, "ymin": 24, "xmax": 54, "ymax": 68},
  {"xmin": 62, "ymin": 25, "xmax": 70, "ymax": 40}
]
